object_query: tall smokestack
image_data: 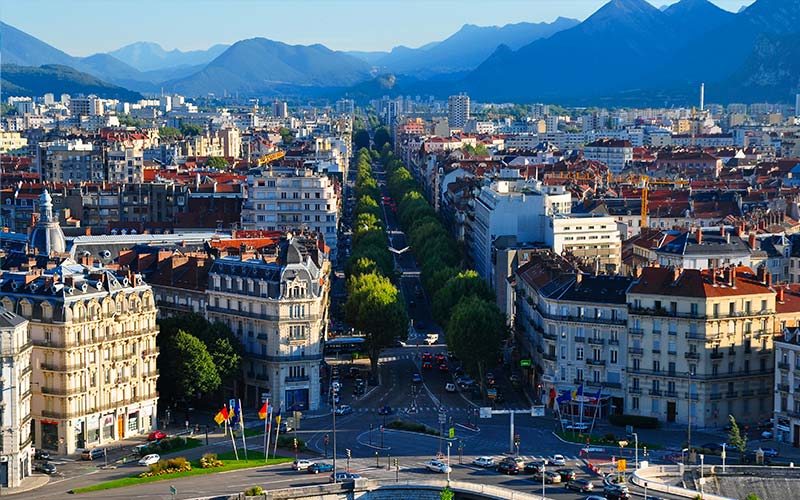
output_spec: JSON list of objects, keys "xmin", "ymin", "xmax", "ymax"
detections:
[{"xmin": 700, "ymin": 83, "xmax": 705, "ymax": 111}]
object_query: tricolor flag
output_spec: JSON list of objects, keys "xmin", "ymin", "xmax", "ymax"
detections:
[
  {"xmin": 556, "ymin": 390, "xmax": 572, "ymax": 404},
  {"xmin": 274, "ymin": 406, "xmax": 282, "ymax": 425},
  {"xmin": 214, "ymin": 406, "xmax": 230, "ymax": 425},
  {"xmin": 590, "ymin": 387, "xmax": 602, "ymax": 403},
  {"xmin": 258, "ymin": 402, "xmax": 269, "ymax": 420},
  {"xmin": 572, "ymin": 384, "xmax": 584, "ymax": 400}
]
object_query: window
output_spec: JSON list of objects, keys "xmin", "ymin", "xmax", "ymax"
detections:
[
  {"xmin": 651, "ymin": 399, "xmax": 659, "ymax": 414},
  {"xmin": 576, "ymin": 347, "xmax": 584, "ymax": 361},
  {"xmin": 632, "ymin": 397, "xmax": 639, "ymax": 410},
  {"xmin": 610, "ymin": 350, "xmax": 618, "ymax": 364}
]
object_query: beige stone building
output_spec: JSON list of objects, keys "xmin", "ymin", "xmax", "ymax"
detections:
[
  {"xmin": 627, "ymin": 266, "xmax": 777, "ymax": 428},
  {"xmin": 0, "ymin": 264, "xmax": 159, "ymax": 455}
]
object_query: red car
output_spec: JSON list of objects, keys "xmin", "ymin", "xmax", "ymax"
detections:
[
  {"xmin": 434, "ymin": 353, "xmax": 446, "ymax": 364},
  {"xmin": 422, "ymin": 361, "xmax": 433, "ymax": 369},
  {"xmin": 438, "ymin": 363, "xmax": 449, "ymax": 372},
  {"xmin": 148, "ymin": 430, "xmax": 167, "ymax": 441},
  {"xmin": 422, "ymin": 352, "xmax": 433, "ymax": 361}
]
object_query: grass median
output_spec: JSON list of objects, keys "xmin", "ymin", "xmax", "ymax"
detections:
[
  {"xmin": 556, "ymin": 430, "xmax": 663, "ymax": 450},
  {"xmin": 70, "ymin": 451, "xmax": 293, "ymax": 494}
]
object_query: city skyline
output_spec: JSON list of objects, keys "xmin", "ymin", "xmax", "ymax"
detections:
[{"xmin": 2, "ymin": 0, "xmax": 754, "ymax": 56}]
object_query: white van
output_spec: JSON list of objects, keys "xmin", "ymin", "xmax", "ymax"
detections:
[{"xmin": 424, "ymin": 333, "xmax": 438, "ymax": 345}]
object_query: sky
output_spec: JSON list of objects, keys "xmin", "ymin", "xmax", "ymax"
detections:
[{"xmin": 1, "ymin": 0, "xmax": 755, "ymax": 56}]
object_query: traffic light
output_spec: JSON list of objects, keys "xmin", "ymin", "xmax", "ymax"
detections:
[
  {"xmin": 514, "ymin": 434, "xmax": 520, "ymax": 446},
  {"xmin": 393, "ymin": 458, "xmax": 398, "ymax": 468},
  {"xmin": 346, "ymin": 448, "xmax": 351, "ymax": 459}
]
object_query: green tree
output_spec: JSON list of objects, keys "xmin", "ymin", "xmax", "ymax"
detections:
[
  {"xmin": 728, "ymin": 415, "xmax": 748, "ymax": 456},
  {"xmin": 373, "ymin": 127, "xmax": 391, "ymax": 150},
  {"xmin": 180, "ymin": 123, "xmax": 203, "ymax": 136},
  {"xmin": 166, "ymin": 330, "xmax": 221, "ymax": 402},
  {"xmin": 432, "ymin": 271, "xmax": 494, "ymax": 325},
  {"xmin": 278, "ymin": 126, "xmax": 294, "ymax": 145},
  {"xmin": 348, "ymin": 257, "xmax": 379, "ymax": 277},
  {"xmin": 744, "ymin": 494, "xmax": 764, "ymax": 500},
  {"xmin": 446, "ymin": 296, "xmax": 507, "ymax": 383},
  {"xmin": 159, "ymin": 126, "xmax": 181, "ymax": 140},
  {"xmin": 440, "ymin": 486, "xmax": 454, "ymax": 500},
  {"xmin": 463, "ymin": 143, "xmax": 489, "ymax": 156},
  {"xmin": 353, "ymin": 129, "xmax": 371, "ymax": 150},
  {"xmin": 344, "ymin": 272, "xmax": 408, "ymax": 372},
  {"xmin": 118, "ymin": 113, "xmax": 147, "ymax": 128},
  {"xmin": 206, "ymin": 156, "xmax": 228, "ymax": 169}
]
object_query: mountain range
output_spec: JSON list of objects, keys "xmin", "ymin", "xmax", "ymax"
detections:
[{"xmin": 1, "ymin": 0, "xmax": 798, "ymax": 104}]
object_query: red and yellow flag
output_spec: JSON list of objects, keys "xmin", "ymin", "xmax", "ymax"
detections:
[
  {"xmin": 258, "ymin": 402, "xmax": 268, "ymax": 420},
  {"xmin": 214, "ymin": 406, "xmax": 229, "ymax": 425}
]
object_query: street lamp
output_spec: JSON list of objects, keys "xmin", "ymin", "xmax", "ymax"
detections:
[
  {"xmin": 447, "ymin": 442, "xmax": 452, "ymax": 483},
  {"xmin": 700, "ymin": 453, "xmax": 705, "ymax": 498},
  {"xmin": 632, "ymin": 432, "xmax": 639, "ymax": 469},
  {"xmin": 542, "ymin": 462, "xmax": 546, "ymax": 500}
]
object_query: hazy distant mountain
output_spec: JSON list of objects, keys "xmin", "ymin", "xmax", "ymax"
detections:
[
  {"xmin": 345, "ymin": 50, "xmax": 389, "ymax": 64},
  {"xmin": 166, "ymin": 38, "xmax": 372, "ymax": 96},
  {"xmin": 376, "ymin": 17, "xmax": 579, "ymax": 77},
  {"xmin": 718, "ymin": 32, "xmax": 800, "ymax": 103},
  {"xmin": 461, "ymin": 0, "xmax": 799, "ymax": 104},
  {"xmin": 109, "ymin": 41, "xmax": 229, "ymax": 71},
  {"xmin": 1, "ymin": 64, "xmax": 142, "ymax": 100},
  {"xmin": 0, "ymin": 21, "xmax": 75, "ymax": 67}
]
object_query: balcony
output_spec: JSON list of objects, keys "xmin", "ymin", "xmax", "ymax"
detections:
[
  {"xmin": 778, "ymin": 384, "xmax": 791, "ymax": 392},
  {"xmin": 587, "ymin": 359, "xmax": 606, "ymax": 366},
  {"xmin": 652, "ymin": 330, "xmax": 662, "ymax": 336},
  {"xmin": 686, "ymin": 332, "xmax": 706, "ymax": 341},
  {"xmin": 588, "ymin": 338, "xmax": 605, "ymax": 346},
  {"xmin": 534, "ymin": 304, "xmax": 626, "ymax": 326},
  {"xmin": 668, "ymin": 330, "xmax": 678, "ymax": 336},
  {"xmin": 285, "ymin": 376, "xmax": 310, "ymax": 383},
  {"xmin": 628, "ymin": 347, "xmax": 644, "ymax": 355},
  {"xmin": 665, "ymin": 390, "xmax": 679, "ymax": 398},
  {"xmin": 649, "ymin": 389, "xmax": 662, "ymax": 396},
  {"xmin": 574, "ymin": 337, "xmax": 586, "ymax": 343},
  {"xmin": 542, "ymin": 353, "xmax": 557, "ymax": 362},
  {"xmin": 725, "ymin": 391, "xmax": 739, "ymax": 398},
  {"xmin": 40, "ymin": 386, "xmax": 86, "ymax": 396},
  {"xmin": 630, "ymin": 387, "xmax": 642, "ymax": 394},
  {"xmin": 630, "ymin": 328, "xmax": 644, "ymax": 337},
  {"xmin": 652, "ymin": 348, "xmax": 661, "ymax": 354},
  {"xmin": 685, "ymin": 352, "xmax": 700, "ymax": 360},
  {"xmin": 542, "ymin": 332, "xmax": 557, "ymax": 341},
  {"xmin": 710, "ymin": 393, "xmax": 722, "ymax": 400},
  {"xmin": 711, "ymin": 351, "xmax": 724, "ymax": 360},
  {"xmin": 608, "ymin": 339, "xmax": 620, "ymax": 346},
  {"xmin": 779, "ymin": 362, "xmax": 791, "ymax": 370},
  {"xmin": 741, "ymin": 389, "xmax": 754, "ymax": 397}
]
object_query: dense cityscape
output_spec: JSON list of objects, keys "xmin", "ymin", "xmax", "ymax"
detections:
[{"xmin": 0, "ymin": 1, "xmax": 799, "ymax": 499}]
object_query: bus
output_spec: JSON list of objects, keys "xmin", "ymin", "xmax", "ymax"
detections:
[{"xmin": 325, "ymin": 336, "xmax": 366, "ymax": 356}]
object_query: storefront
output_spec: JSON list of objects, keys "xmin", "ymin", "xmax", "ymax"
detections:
[
  {"xmin": 87, "ymin": 414, "xmax": 100, "ymax": 444},
  {"xmin": 127, "ymin": 411, "xmax": 140, "ymax": 436},
  {"xmin": 102, "ymin": 414, "xmax": 115, "ymax": 441},
  {"xmin": 40, "ymin": 420, "xmax": 59, "ymax": 451},
  {"xmin": 285, "ymin": 388, "xmax": 309, "ymax": 411}
]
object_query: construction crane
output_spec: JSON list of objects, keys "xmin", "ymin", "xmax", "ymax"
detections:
[
  {"xmin": 640, "ymin": 175, "xmax": 649, "ymax": 230},
  {"xmin": 256, "ymin": 150, "xmax": 285, "ymax": 166}
]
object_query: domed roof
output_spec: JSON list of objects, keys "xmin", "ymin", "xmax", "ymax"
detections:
[{"xmin": 29, "ymin": 189, "xmax": 66, "ymax": 256}]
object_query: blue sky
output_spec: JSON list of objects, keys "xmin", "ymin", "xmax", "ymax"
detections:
[{"xmin": 2, "ymin": 0, "xmax": 754, "ymax": 55}]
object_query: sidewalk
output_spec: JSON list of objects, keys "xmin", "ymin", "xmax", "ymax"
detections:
[{"xmin": 0, "ymin": 475, "xmax": 49, "ymax": 496}]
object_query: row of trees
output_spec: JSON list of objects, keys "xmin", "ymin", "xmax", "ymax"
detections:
[
  {"xmin": 343, "ymin": 146, "xmax": 408, "ymax": 373},
  {"xmin": 380, "ymin": 145, "xmax": 508, "ymax": 385},
  {"xmin": 156, "ymin": 313, "xmax": 243, "ymax": 406}
]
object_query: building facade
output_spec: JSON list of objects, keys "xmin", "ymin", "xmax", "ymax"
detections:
[
  {"xmin": 0, "ymin": 308, "xmax": 33, "ymax": 489},
  {"xmin": 205, "ymin": 234, "xmax": 330, "ymax": 411},
  {"xmin": 584, "ymin": 138, "xmax": 632, "ymax": 174},
  {"xmin": 546, "ymin": 214, "xmax": 622, "ymax": 273},
  {"xmin": 448, "ymin": 94, "xmax": 470, "ymax": 129}
]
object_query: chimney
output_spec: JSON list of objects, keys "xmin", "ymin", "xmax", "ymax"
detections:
[
  {"xmin": 711, "ymin": 267, "xmax": 717, "ymax": 285},
  {"xmin": 765, "ymin": 271, "xmax": 772, "ymax": 288},
  {"xmin": 723, "ymin": 266, "xmax": 731, "ymax": 285},
  {"xmin": 85, "ymin": 227, "xmax": 92, "ymax": 236},
  {"xmin": 777, "ymin": 286, "xmax": 785, "ymax": 303},
  {"xmin": 735, "ymin": 225, "xmax": 742, "ymax": 237},
  {"xmin": 635, "ymin": 266, "xmax": 643, "ymax": 278},
  {"xmin": 673, "ymin": 267, "xmax": 682, "ymax": 283},
  {"xmin": 749, "ymin": 233, "xmax": 757, "ymax": 251},
  {"xmin": 757, "ymin": 266, "xmax": 766, "ymax": 283},
  {"xmin": 576, "ymin": 273, "xmax": 583, "ymax": 284},
  {"xmin": 731, "ymin": 267, "xmax": 737, "ymax": 288},
  {"xmin": 697, "ymin": 228, "xmax": 703, "ymax": 244}
]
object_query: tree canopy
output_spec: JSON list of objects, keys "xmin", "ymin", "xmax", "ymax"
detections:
[
  {"xmin": 162, "ymin": 330, "xmax": 221, "ymax": 402},
  {"xmin": 206, "ymin": 156, "xmax": 228, "ymax": 169},
  {"xmin": 180, "ymin": 122, "xmax": 203, "ymax": 137},
  {"xmin": 159, "ymin": 126, "xmax": 181, "ymax": 140},
  {"xmin": 373, "ymin": 127, "xmax": 391, "ymax": 150},
  {"xmin": 446, "ymin": 296, "xmax": 507, "ymax": 380},
  {"xmin": 353, "ymin": 129, "xmax": 370, "ymax": 150},
  {"xmin": 432, "ymin": 270, "xmax": 495, "ymax": 326}
]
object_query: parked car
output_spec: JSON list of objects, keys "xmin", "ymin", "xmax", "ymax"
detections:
[
  {"xmin": 34, "ymin": 462, "xmax": 57, "ymax": 475},
  {"xmin": 565, "ymin": 478, "xmax": 594, "ymax": 492},
  {"xmin": 543, "ymin": 470, "xmax": 562, "ymax": 483},
  {"xmin": 547, "ymin": 454, "xmax": 567, "ymax": 466},
  {"xmin": 330, "ymin": 471, "xmax": 361, "ymax": 483},
  {"xmin": 505, "ymin": 456, "xmax": 525, "ymax": 468},
  {"xmin": 424, "ymin": 334, "xmax": 438, "ymax": 345},
  {"xmin": 496, "ymin": 459, "xmax": 521, "ymax": 475},
  {"xmin": 378, "ymin": 405, "xmax": 392, "ymax": 415},
  {"xmin": 412, "ymin": 373, "xmax": 423, "ymax": 384},
  {"xmin": 138, "ymin": 454, "xmax": 161, "ymax": 466},
  {"xmin": 557, "ymin": 468, "xmax": 577, "ymax": 481},
  {"xmin": 472, "ymin": 456, "xmax": 495, "ymax": 468},
  {"xmin": 445, "ymin": 383, "xmax": 457, "ymax": 393},
  {"xmin": 33, "ymin": 449, "xmax": 50, "ymax": 460},
  {"xmin": 457, "ymin": 377, "xmax": 475, "ymax": 388},
  {"xmin": 524, "ymin": 461, "xmax": 545, "ymax": 474},
  {"xmin": 759, "ymin": 447, "xmax": 779, "ymax": 458},
  {"xmin": 700, "ymin": 443, "xmax": 724, "ymax": 452},
  {"xmin": 335, "ymin": 404, "xmax": 353, "ymax": 415},
  {"xmin": 147, "ymin": 430, "xmax": 167, "ymax": 441},
  {"xmin": 425, "ymin": 459, "xmax": 452, "ymax": 473},
  {"xmin": 292, "ymin": 459, "xmax": 315, "ymax": 471},
  {"xmin": 279, "ymin": 422, "xmax": 294, "ymax": 433},
  {"xmin": 81, "ymin": 448, "xmax": 105, "ymax": 461},
  {"xmin": 308, "ymin": 462, "xmax": 334, "ymax": 474},
  {"xmin": 604, "ymin": 484, "xmax": 631, "ymax": 500}
]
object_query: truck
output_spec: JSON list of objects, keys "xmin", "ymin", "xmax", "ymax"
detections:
[{"xmin": 424, "ymin": 333, "xmax": 439, "ymax": 345}]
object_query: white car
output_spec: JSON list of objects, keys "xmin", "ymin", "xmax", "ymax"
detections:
[
  {"xmin": 565, "ymin": 422, "xmax": 590, "ymax": 431},
  {"xmin": 581, "ymin": 446, "xmax": 605, "ymax": 454},
  {"xmin": 445, "ymin": 383, "xmax": 457, "ymax": 393},
  {"xmin": 292, "ymin": 459, "xmax": 314, "ymax": 471},
  {"xmin": 425, "ymin": 459, "xmax": 452, "ymax": 473},
  {"xmin": 548, "ymin": 454, "xmax": 567, "ymax": 466},
  {"xmin": 472, "ymin": 456, "xmax": 495, "ymax": 468},
  {"xmin": 138, "ymin": 454, "xmax": 160, "ymax": 466}
]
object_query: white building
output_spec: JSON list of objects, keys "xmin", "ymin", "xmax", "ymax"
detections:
[
  {"xmin": 241, "ymin": 167, "xmax": 340, "ymax": 258},
  {"xmin": 0, "ymin": 308, "xmax": 33, "ymax": 489},
  {"xmin": 584, "ymin": 138, "xmax": 633, "ymax": 174},
  {"xmin": 469, "ymin": 169, "xmax": 571, "ymax": 286},
  {"xmin": 205, "ymin": 234, "xmax": 330, "ymax": 410},
  {"xmin": 546, "ymin": 214, "xmax": 622, "ymax": 273},
  {"xmin": 448, "ymin": 94, "xmax": 470, "ymax": 129}
]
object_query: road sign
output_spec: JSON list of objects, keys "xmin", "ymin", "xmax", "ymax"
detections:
[
  {"xmin": 261, "ymin": 392, "xmax": 269, "ymax": 403},
  {"xmin": 617, "ymin": 459, "xmax": 627, "ymax": 472},
  {"xmin": 439, "ymin": 412, "xmax": 447, "ymax": 424},
  {"xmin": 449, "ymin": 427, "xmax": 455, "ymax": 438},
  {"xmin": 479, "ymin": 407, "xmax": 492, "ymax": 419},
  {"xmin": 530, "ymin": 405, "xmax": 545, "ymax": 417},
  {"xmin": 520, "ymin": 359, "xmax": 532, "ymax": 367}
]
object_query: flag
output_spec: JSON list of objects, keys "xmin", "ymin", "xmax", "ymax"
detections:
[
  {"xmin": 258, "ymin": 402, "xmax": 269, "ymax": 420},
  {"xmin": 572, "ymin": 384, "xmax": 584, "ymax": 400},
  {"xmin": 556, "ymin": 390, "xmax": 572, "ymax": 404},
  {"xmin": 214, "ymin": 406, "xmax": 229, "ymax": 425},
  {"xmin": 590, "ymin": 387, "xmax": 602, "ymax": 403},
  {"xmin": 548, "ymin": 387, "xmax": 556, "ymax": 403},
  {"xmin": 274, "ymin": 406, "xmax": 282, "ymax": 425}
]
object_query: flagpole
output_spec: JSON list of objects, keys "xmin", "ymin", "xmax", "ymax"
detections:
[
  {"xmin": 272, "ymin": 402, "xmax": 282, "ymax": 459},
  {"xmin": 239, "ymin": 399, "xmax": 248, "ymax": 460},
  {"xmin": 579, "ymin": 386, "xmax": 585, "ymax": 428},
  {"xmin": 264, "ymin": 403, "xmax": 272, "ymax": 463},
  {"xmin": 228, "ymin": 408, "xmax": 239, "ymax": 460},
  {"xmin": 590, "ymin": 388, "xmax": 602, "ymax": 434}
]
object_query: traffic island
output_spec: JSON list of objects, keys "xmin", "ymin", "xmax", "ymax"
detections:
[{"xmin": 68, "ymin": 451, "xmax": 293, "ymax": 494}]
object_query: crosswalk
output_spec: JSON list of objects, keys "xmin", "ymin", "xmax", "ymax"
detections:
[{"xmin": 346, "ymin": 405, "xmax": 531, "ymax": 414}]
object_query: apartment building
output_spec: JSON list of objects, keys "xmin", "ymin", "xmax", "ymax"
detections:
[
  {"xmin": 583, "ymin": 138, "xmax": 632, "ymax": 174},
  {"xmin": 626, "ymin": 266, "xmax": 776, "ymax": 427},
  {"xmin": 0, "ymin": 131, "xmax": 28, "ymax": 154},
  {"xmin": 107, "ymin": 144, "xmax": 144, "ymax": 184},
  {"xmin": 36, "ymin": 139, "xmax": 104, "ymax": 183},
  {"xmin": 546, "ymin": 214, "xmax": 621, "ymax": 273},
  {"xmin": 241, "ymin": 167, "xmax": 339, "ymax": 258},
  {"xmin": 469, "ymin": 171, "xmax": 571, "ymax": 286},
  {"xmin": 448, "ymin": 94, "xmax": 470, "ymax": 129},
  {"xmin": 205, "ymin": 233, "xmax": 330, "ymax": 410},
  {"xmin": 774, "ymin": 325, "xmax": 800, "ymax": 446},
  {"xmin": 517, "ymin": 261, "xmax": 631, "ymax": 414},
  {"xmin": 68, "ymin": 96, "xmax": 103, "ymax": 117},
  {"xmin": 0, "ymin": 308, "xmax": 33, "ymax": 489}
]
